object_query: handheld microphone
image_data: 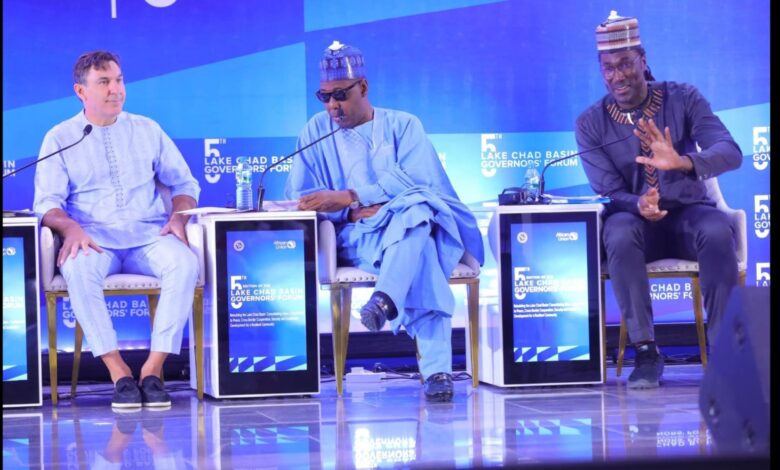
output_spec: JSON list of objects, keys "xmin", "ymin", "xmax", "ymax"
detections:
[
  {"xmin": 255, "ymin": 126, "xmax": 342, "ymax": 211},
  {"xmin": 537, "ymin": 132, "xmax": 634, "ymax": 203},
  {"xmin": 3, "ymin": 124, "xmax": 93, "ymax": 179}
]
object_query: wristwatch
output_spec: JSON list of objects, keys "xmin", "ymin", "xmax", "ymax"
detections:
[{"xmin": 347, "ymin": 189, "xmax": 360, "ymax": 210}]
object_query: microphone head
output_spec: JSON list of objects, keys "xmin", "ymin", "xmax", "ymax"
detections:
[{"xmin": 83, "ymin": 124, "xmax": 93, "ymax": 136}]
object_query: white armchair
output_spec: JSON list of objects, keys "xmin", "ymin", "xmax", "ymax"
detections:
[
  {"xmin": 40, "ymin": 200, "xmax": 206, "ymax": 404},
  {"xmin": 318, "ymin": 219, "xmax": 481, "ymax": 396},
  {"xmin": 602, "ymin": 177, "xmax": 748, "ymax": 375}
]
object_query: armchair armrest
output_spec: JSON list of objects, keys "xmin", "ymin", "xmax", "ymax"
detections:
[
  {"xmin": 40, "ymin": 226, "xmax": 60, "ymax": 291},
  {"xmin": 460, "ymin": 251, "xmax": 481, "ymax": 273},
  {"xmin": 186, "ymin": 222, "xmax": 206, "ymax": 287},
  {"xmin": 725, "ymin": 207, "xmax": 748, "ymax": 268},
  {"xmin": 704, "ymin": 177, "xmax": 748, "ymax": 268},
  {"xmin": 318, "ymin": 219, "xmax": 337, "ymax": 284}
]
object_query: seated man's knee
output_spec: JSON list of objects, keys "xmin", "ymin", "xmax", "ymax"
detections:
[
  {"xmin": 154, "ymin": 243, "xmax": 199, "ymax": 282},
  {"xmin": 695, "ymin": 213, "xmax": 735, "ymax": 251},
  {"xmin": 603, "ymin": 213, "xmax": 643, "ymax": 251},
  {"xmin": 170, "ymin": 249, "xmax": 199, "ymax": 280},
  {"xmin": 60, "ymin": 252, "xmax": 106, "ymax": 283}
]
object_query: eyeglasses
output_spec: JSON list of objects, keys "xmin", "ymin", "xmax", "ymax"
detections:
[
  {"xmin": 599, "ymin": 55, "xmax": 642, "ymax": 79},
  {"xmin": 314, "ymin": 80, "xmax": 362, "ymax": 103}
]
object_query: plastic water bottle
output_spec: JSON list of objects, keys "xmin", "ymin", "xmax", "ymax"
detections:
[
  {"xmin": 524, "ymin": 167, "xmax": 540, "ymax": 202},
  {"xmin": 235, "ymin": 157, "xmax": 253, "ymax": 211}
]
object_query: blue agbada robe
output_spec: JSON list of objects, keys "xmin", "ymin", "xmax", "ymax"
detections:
[{"xmin": 285, "ymin": 107, "xmax": 484, "ymax": 334}]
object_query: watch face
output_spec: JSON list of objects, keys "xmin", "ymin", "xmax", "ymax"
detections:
[{"xmin": 348, "ymin": 189, "xmax": 359, "ymax": 209}]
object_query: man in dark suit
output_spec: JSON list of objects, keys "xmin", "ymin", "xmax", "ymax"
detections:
[{"xmin": 576, "ymin": 12, "xmax": 742, "ymax": 389}]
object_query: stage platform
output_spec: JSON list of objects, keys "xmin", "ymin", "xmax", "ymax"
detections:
[{"xmin": 2, "ymin": 364, "xmax": 768, "ymax": 469}]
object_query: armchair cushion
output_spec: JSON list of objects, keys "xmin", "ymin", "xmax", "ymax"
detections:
[
  {"xmin": 601, "ymin": 177, "xmax": 747, "ymax": 277},
  {"xmin": 40, "ymin": 224, "xmax": 206, "ymax": 292}
]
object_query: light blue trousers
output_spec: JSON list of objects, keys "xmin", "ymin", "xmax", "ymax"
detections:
[
  {"xmin": 60, "ymin": 235, "xmax": 199, "ymax": 357},
  {"xmin": 376, "ymin": 223, "xmax": 453, "ymax": 379}
]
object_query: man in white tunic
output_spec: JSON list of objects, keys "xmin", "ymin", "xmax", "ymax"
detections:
[
  {"xmin": 34, "ymin": 50, "xmax": 200, "ymax": 409},
  {"xmin": 286, "ymin": 42, "xmax": 483, "ymax": 402}
]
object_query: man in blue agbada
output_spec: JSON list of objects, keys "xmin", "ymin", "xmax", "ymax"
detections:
[{"xmin": 285, "ymin": 41, "xmax": 484, "ymax": 402}]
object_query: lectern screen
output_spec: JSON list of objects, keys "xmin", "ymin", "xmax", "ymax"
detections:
[
  {"xmin": 3, "ymin": 226, "xmax": 42, "ymax": 406},
  {"xmin": 214, "ymin": 218, "xmax": 318, "ymax": 395},
  {"xmin": 498, "ymin": 210, "xmax": 602, "ymax": 384}
]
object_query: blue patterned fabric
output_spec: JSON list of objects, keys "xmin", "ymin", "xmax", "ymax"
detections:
[{"xmin": 319, "ymin": 41, "xmax": 366, "ymax": 82}]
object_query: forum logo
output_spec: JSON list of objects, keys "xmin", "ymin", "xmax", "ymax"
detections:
[
  {"xmin": 752, "ymin": 126, "xmax": 770, "ymax": 171},
  {"xmin": 480, "ymin": 133, "xmax": 577, "ymax": 181},
  {"xmin": 755, "ymin": 262, "xmax": 770, "ymax": 287},
  {"xmin": 204, "ymin": 138, "xmax": 230, "ymax": 184},
  {"xmin": 754, "ymin": 195, "xmax": 770, "ymax": 238}
]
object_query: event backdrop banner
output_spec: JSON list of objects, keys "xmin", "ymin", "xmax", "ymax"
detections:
[{"xmin": 2, "ymin": 0, "xmax": 769, "ymax": 350}]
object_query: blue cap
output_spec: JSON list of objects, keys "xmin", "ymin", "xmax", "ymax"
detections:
[{"xmin": 320, "ymin": 41, "xmax": 366, "ymax": 82}]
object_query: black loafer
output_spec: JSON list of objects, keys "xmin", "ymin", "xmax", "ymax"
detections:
[
  {"xmin": 140, "ymin": 376, "xmax": 172, "ymax": 408},
  {"xmin": 423, "ymin": 372, "xmax": 454, "ymax": 402},
  {"xmin": 111, "ymin": 376, "xmax": 142, "ymax": 409}
]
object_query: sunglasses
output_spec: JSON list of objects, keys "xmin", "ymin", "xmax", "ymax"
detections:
[{"xmin": 314, "ymin": 80, "xmax": 362, "ymax": 103}]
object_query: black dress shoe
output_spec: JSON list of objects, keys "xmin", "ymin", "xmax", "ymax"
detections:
[
  {"xmin": 423, "ymin": 372, "xmax": 454, "ymax": 402},
  {"xmin": 359, "ymin": 291, "xmax": 398, "ymax": 331}
]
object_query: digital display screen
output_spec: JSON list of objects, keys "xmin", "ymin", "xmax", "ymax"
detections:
[
  {"xmin": 214, "ymin": 218, "xmax": 319, "ymax": 396},
  {"xmin": 226, "ymin": 229, "xmax": 308, "ymax": 373},
  {"xmin": 3, "ymin": 224, "xmax": 42, "ymax": 407},
  {"xmin": 509, "ymin": 221, "xmax": 590, "ymax": 362},
  {"xmin": 498, "ymin": 210, "xmax": 602, "ymax": 385},
  {"xmin": 3, "ymin": 237, "xmax": 28, "ymax": 381}
]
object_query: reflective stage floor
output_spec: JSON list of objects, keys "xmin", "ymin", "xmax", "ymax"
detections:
[{"xmin": 2, "ymin": 365, "xmax": 769, "ymax": 469}]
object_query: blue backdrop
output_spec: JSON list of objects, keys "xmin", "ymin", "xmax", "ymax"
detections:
[{"xmin": 2, "ymin": 0, "xmax": 769, "ymax": 350}]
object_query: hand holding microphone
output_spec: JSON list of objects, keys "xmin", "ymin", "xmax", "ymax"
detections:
[{"xmin": 3, "ymin": 124, "xmax": 93, "ymax": 179}]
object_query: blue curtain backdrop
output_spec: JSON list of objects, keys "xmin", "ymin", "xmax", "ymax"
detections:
[{"xmin": 3, "ymin": 0, "xmax": 769, "ymax": 350}]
